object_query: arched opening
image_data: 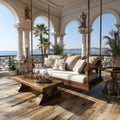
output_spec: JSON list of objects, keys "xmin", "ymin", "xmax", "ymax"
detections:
[
  {"xmin": 64, "ymin": 21, "xmax": 82, "ymax": 54},
  {"xmin": 91, "ymin": 13, "xmax": 117, "ymax": 55},
  {"xmin": 0, "ymin": 4, "xmax": 17, "ymax": 54},
  {"xmin": 33, "ymin": 16, "xmax": 54, "ymax": 55}
]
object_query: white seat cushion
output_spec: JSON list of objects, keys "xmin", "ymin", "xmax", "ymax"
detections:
[{"xmin": 33, "ymin": 68, "xmax": 98, "ymax": 84}]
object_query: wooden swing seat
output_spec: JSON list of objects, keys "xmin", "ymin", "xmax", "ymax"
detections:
[
  {"xmin": 53, "ymin": 63, "xmax": 103, "ymax": 91},
  {"xmin": 33, "ymin": 58, "xmax": 103, "ymax": 91}
]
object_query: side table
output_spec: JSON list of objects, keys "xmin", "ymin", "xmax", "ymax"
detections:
[{"xmin": 103, "ymin": 67, "xmax": 120, "ymax": 102}]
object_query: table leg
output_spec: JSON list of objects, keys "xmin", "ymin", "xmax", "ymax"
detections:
[
  {"xmin": 18, "ymin": 84, "xmax": 31, "ymax": 92},
  {"xmin": 102, "ymin": 80, "xmax": 109, "ymax": 95},
  {"xmin": 114, "ymin": 81, "xmax": 120, "ymax": 99},
  {"xmin": 36, "ymin": 87, "xmax": 61, "ymax": 105},
  {"xmin": 103, "ymin": 80, "xmax": 120, "ymax": 102}
]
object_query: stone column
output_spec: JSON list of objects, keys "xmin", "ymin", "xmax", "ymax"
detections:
[
  {"xmin": 24, "ymin": 29, "xmax": 30, "ymax": 58},
  {"xmin": 79, "ymin": 27, "xmax": 87, "ymax": 57},
  {"xmin": 51, "ymin": 32, "xmax": 58, "ymax": 46},
  {"xmin": 57, "ymin": 34, "xmax": 65, "ymax": 48},
  {"xmin": 81, "ymin": 34, "xmax": 87, "ymax": 57},
  {"xmin": 16, "ymin": 26, "xmax": 24, "ymax": 60}
]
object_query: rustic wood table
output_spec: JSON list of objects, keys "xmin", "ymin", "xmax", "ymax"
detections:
[
  {"xmin": 103, "ymin": 67, "xmax": 120, "ymax": 102},
  {"xmin": 12, "ymin": 75, "xmax": 64, "ymax": 105}
]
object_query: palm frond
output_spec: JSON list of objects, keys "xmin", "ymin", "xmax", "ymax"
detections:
[{"xmin": 103, "ymin": 29, "xmax": 120, "ymax": 57}]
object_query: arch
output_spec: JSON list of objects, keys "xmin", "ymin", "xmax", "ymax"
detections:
[
  {"xmin": 64, "ymin": 19, "xmax": 82, "ymax": 49},
  {"xmin": 0, "ymin": 1, "xmax": 21, "ymax": 23},
  {"xmin": 91, "ymin": 9, "xmax": 117, "ymax": 49},
  {"xmin": 33, "ymin": 11, "xmax": 54, "ymax": 33},
  {"xmin": 61, "ymin": 17, "xmax": 80, "ymax": 34},
  {"xmin": 91, "ymin": 8, "xmax": 119, "ymax": 27}
]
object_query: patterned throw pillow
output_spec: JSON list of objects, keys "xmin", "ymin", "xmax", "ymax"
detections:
[
  {"xmin": 73, "ymin": 59, "xmax": 86, "ymax": 73},
  {"xmin": 53, "ymin": 58, "xmax": 66, "ymax": 71},
  {"xmin": 44, "ymin": 58, "xmax": 54, "ymax": 68}
]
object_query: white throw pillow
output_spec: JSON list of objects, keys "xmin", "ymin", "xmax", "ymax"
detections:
[
  {"xmin": 44, "ymin": 58, "xmax": 54, "ymax": 68},
  {"xmin": 73, "ymin": 59, "xmax": 86, "ymax": 73},
  {"xmin": 65, "ymin": 55, "xmax": 81, "ymax": 71},
  {"xmin": 53, "ymin": 58, "xmax": 66, "ymax": 71}
]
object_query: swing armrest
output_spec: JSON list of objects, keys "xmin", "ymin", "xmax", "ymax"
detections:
[{"xmin": 85, "ymin": 65, "xmax": 98, "ymax": 71}]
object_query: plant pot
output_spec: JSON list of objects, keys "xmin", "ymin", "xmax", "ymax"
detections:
[{"xmin": 8, "ymin": 70, "xmax": 17, "ymax": 76}]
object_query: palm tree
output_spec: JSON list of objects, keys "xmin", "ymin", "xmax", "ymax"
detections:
[
  {"xmin": 103, "ymin": 29, "xmax": 120, "ymax": 66},
  {"xmin": 37, "ymin": 37, "xmax": 50, "ymax": 57},
  {"xmin": 34, "ymin": 24, "xmax": 49, "ymax": 65}
]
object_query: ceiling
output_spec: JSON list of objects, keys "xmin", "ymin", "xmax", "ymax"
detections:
[
  {"xmin": 34, "ymin": 0, "xmax": 85, "ymax": 9},
  {"xmin": 21, "ymin": 0, "xmax": 116, "ymax": 16}
]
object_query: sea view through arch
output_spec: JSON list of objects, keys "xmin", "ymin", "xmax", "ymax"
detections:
[{"xmin": 0, "ymin": 48, "xmax": 107, "ymax": 56}]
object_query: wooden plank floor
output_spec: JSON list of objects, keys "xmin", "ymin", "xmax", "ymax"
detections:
[{"xmin": 0, "ymin": 73, "xmax": 120, "ymax": 120}]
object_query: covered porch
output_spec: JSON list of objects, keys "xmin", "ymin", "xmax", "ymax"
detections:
[{"xmin": 0, "ymin": 0, "xmax": 120, "ymax": 120}]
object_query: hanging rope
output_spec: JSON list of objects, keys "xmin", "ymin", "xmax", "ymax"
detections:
[
  {"xmin": 30, "ymin": 0, "xmax": 33, "ymax": 55},
  {"xmin": 99, "ymin": 0, "xmax": 102, "ymax": 77},
  {"xmin": 48, "ymin": 4, "xmax": 50, "ymax": 54},
  {"xmin": 86, "ymin": 0, "xmax": 90, "ymax": 83}
]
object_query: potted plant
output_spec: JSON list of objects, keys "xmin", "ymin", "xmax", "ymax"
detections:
[
  {"xmin": 51, "ymin": 44, "xmax": 64, "ymax": 55},
  {"xmin": 8, "ymin": 57, "xmax": 17, "ymax": 75},
  {"xmin": 103, "ymin": 29, "xmax": 120, "ymax": 67}
]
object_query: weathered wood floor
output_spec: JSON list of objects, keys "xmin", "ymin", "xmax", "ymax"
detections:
[{"xmin": 0, "ymin": 74, "xmax": 120, "ymax": 120}]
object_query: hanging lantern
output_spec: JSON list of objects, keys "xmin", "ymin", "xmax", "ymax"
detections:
[{"xmin": 25, "ymin": 6, "xmax": 31, "ymax": 23}]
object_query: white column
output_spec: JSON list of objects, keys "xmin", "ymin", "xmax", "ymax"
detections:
[
  {"xmin": 79, "ymin": 27, "xmax": 87, "ymax": 57},
  {"xmin": 24, "ymin": 29, "xmax": 30, "ymax": 57},
  {"xmin": 51, "ymin": 32, "xmax": 65, "ymax": 50},
  {"xmin": 17, "ymin": 28, "xmax": 24, "ymax": 60},
  {"xmin": 57, "ymin": 34, "xmax": 65, "ymax": 48},
  {"xmin": 81, "ymin": 34, "xmax": 86, "ymax": 57},
  {"xmin": 51, "ymin": 32, "xmax": 57, "ymax": 46},
  {"xmin": 57, "ymin": 36, "xmax": 61, "ymax": 46}
]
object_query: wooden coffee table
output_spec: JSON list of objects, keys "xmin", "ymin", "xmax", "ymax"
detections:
[{"xmin": 12, "ymin": 75, "xmax": 64, "ymax": 105}]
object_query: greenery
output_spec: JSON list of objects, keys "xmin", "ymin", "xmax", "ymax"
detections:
[
  {"xmin": 34, "ymin": 24, "xmax": 49, "ymax": 54},
  {"xmin": 37, "ymin": 37, "xmax": 50, "ymax": 56},
  {"xmin": 8, "ymin": 57, "xmax": 17, "ymax": 71},
  {"xmin": 51, "ymin": 44, "xmax": 64, "ymax": 55},
  {"xmin": 34, "ymin": 24, "xmax": 49, "ymax": 65},
  {"xmin": 34, "ymin": 24, "xmax": 64, "ymax": 56},
  {"xmin": 103, "ymin": 29, "xmax": 120, "ymax": 57}
]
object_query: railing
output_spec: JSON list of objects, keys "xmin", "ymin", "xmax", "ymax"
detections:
[
  {"xmin": 0, "ymin": 54, "xmax": 44, "ymax": 72},
  {"xmin": 0, "ymin": 55, "xmax": 16, "ymax": 71},
  {"xmin": 0, "ymin": 54, "xmax": 112, "ymax": 72}
]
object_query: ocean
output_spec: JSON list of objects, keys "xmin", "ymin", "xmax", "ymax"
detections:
[{"xmin": 0, "ymin": 48, "xmax": 107, "ymax": 56}]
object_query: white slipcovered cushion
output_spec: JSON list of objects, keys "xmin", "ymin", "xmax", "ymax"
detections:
[
  {"xmin": 73, "ymin": 59, "xmax": 86, "ymax": 73},
  {"xmin": 65, "ymin": 55, "xmax": 81, "ymax": 71},
  {"xmin": 33, "ymin": 68, "xmax": 98, "ymax": 84},
  {"xmin": 44, "ymin": 58, "xmax": 54, "ymax": 68},
  {"xmin": 53, "ymin": 58, "xmax": 66, "ymax": 71}
]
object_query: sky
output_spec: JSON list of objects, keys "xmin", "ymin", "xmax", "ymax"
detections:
[{"xmin": 0, "ymin": 4, "xmax": 117, "ymax": 51}]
